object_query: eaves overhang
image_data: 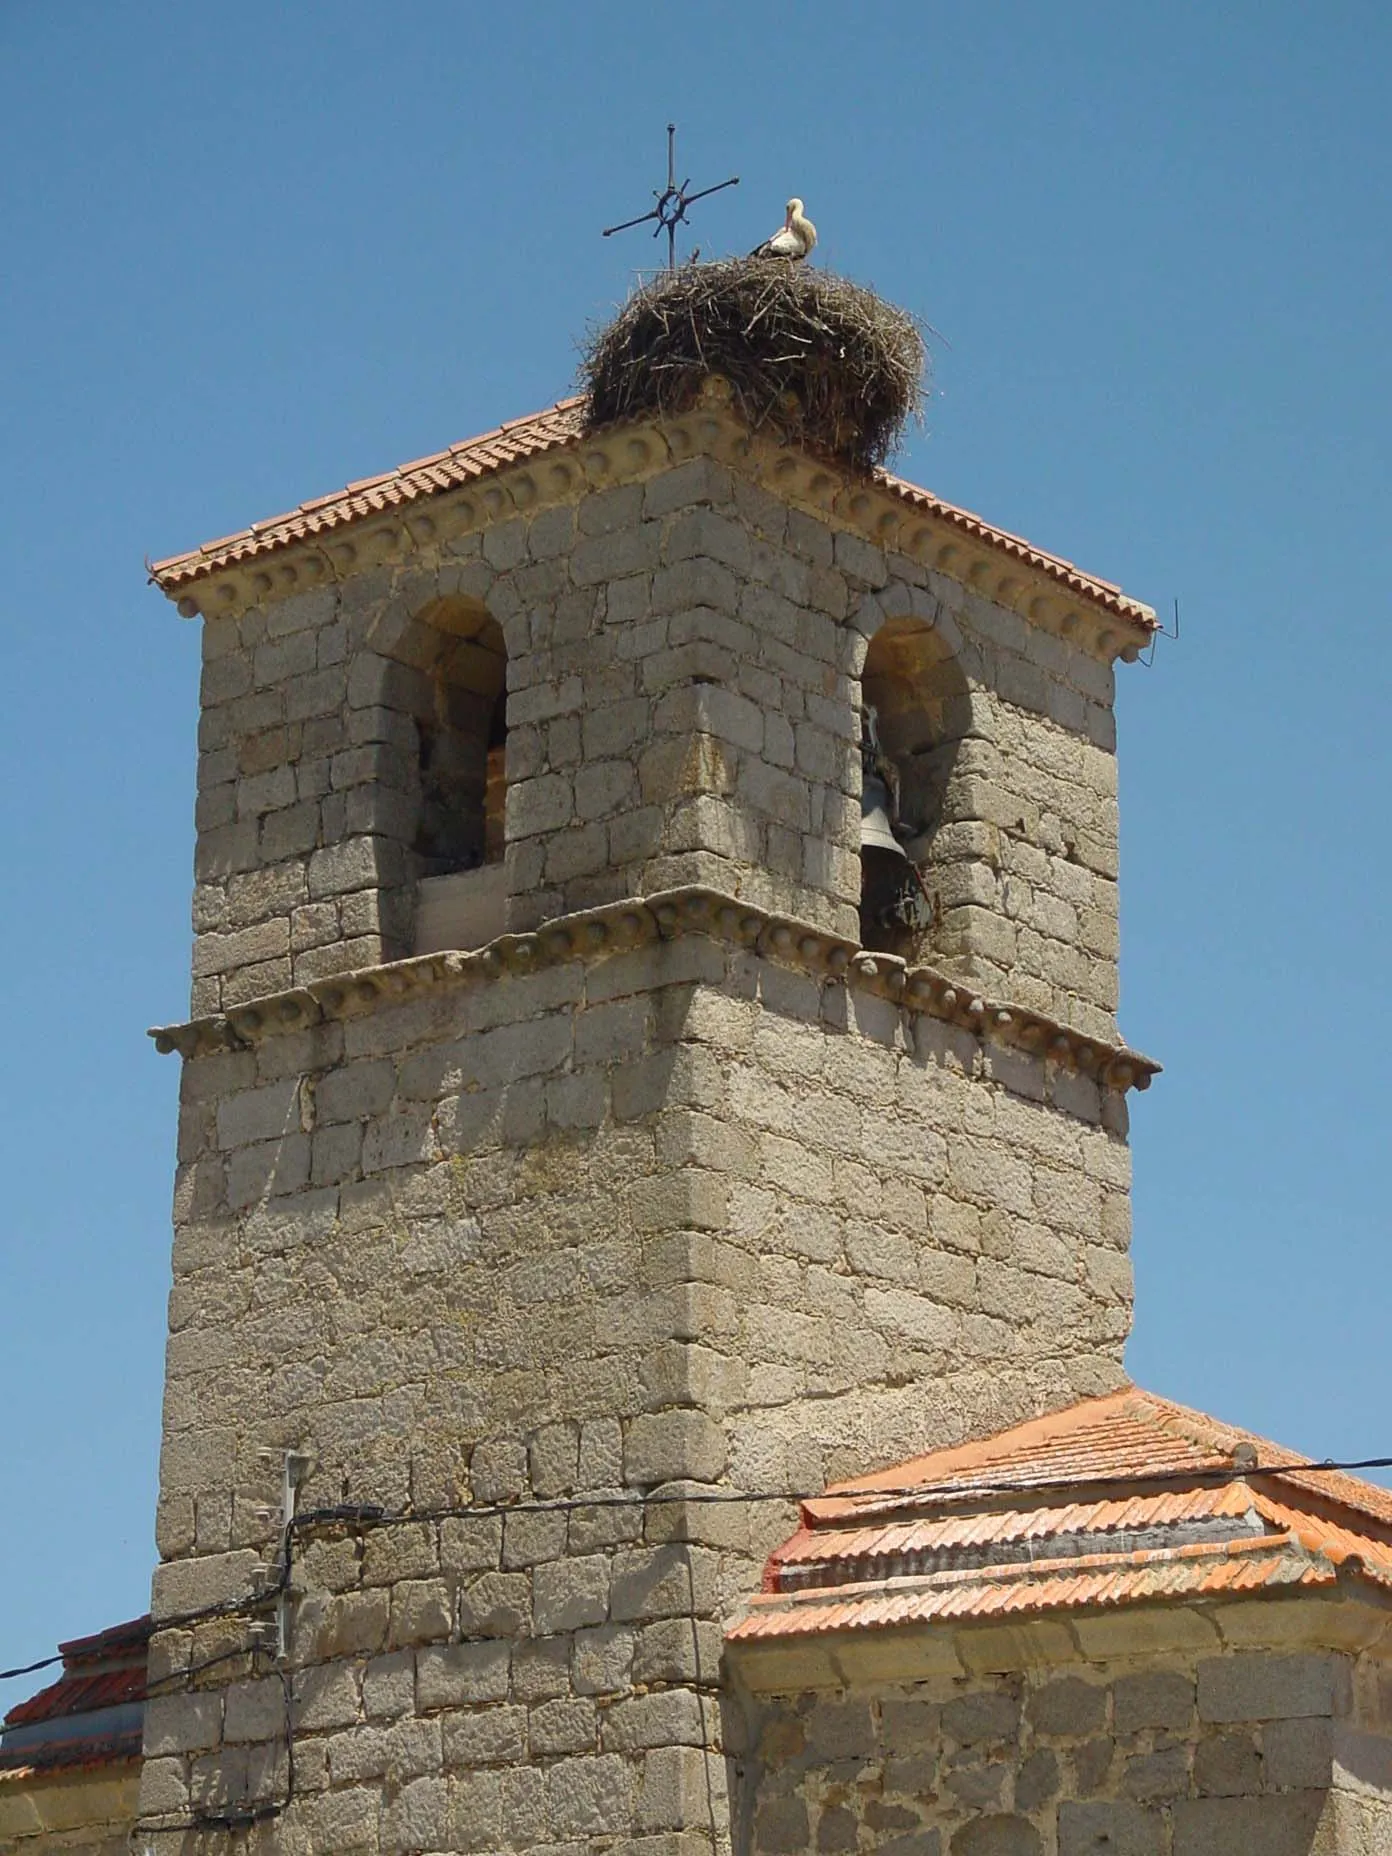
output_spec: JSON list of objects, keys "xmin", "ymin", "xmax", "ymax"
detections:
[
  {"xmin": 727, "ymin": 1385, "xmax": 1392, "ymax": 1690},
  {"xmin": 148, "ymin": 388, "xmax": 1157, "ymax": 660}
]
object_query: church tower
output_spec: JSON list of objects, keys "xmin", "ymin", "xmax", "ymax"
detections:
[{"xmin": 140, "ymin": 304, "xmax": 1157, "ymax": 1845}]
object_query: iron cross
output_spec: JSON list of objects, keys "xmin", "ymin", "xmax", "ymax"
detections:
[{"xmin": 602, "ymin": 123, "xmax": 739, "ymax": 270}]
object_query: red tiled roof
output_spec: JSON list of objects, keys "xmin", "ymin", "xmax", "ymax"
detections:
[
  {"xmin": 879, "ymin": 471, "xmax": 1151, "ymax": 627},
  {"xmin": 148, "ymin": 399, "xmax": 1155, "ymax": 630},
  {"xmin": 1, "ymin": 1616, "xmax": 149, "ymax": 1780},
  {"xmin": 730, "ymin": 1388, "xmax": 1392, "ymax": 1644},
  {"xmin": 54, "ymin": 1616, "xmax": 150, "ymax": 1663},
  {"xmin": 3, "ymin": 1664, "xmax": 143, "ymax": 1730},
  {"xmin": 734, "ymin": 1538, "xmax": 1348, "ymax": 1643},
  {"xmin": 152, "ymin": 400, "xmax": 590, "ymax": 586},
  {"xmin": 149, "ymin": 401, "xmax": 589, "ymax": 588},
  {"xmin": 5, "ymin": 1618, "xmax": 149, "ymax": 1730},
  {"xmin": 0, "ymin": 1733, "xmax": 143, "ymax": 1781},
  {"xmin": 806, "ymin": 1387, "xmax": 1392, "ymax": 1527}
]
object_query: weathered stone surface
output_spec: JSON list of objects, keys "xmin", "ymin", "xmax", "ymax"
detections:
[
  {"xmin": 145, "ymin": 440, "xmax": 1159, "ymax": 1854},
  {"xmin": 1058, "ymin": 1800, "xmax": 1162, "ymax": 1856},
  {"xmin": 1014, "ymin": 1748, "xmax": 1059, "ymax": 1811},
  {"xmin": 1122, "ymin": 1745, "xmax": 1189, "ymax": 1802},
  {"xmin": 950, "ymin": 1817, "xmax": 1041, "ymax": 1856},
  {"xmin": 756, "ymin": 1795, "xmax": 811, "ymax": 1853},
  {"xmin": 1030, "ymin": 1678, "xmax": 1108, "ymax": 1738},
  {"xmin": 416, "ymin": 1642, "xmax": 510, "ymax": 1709},
  {"xmin": 1262, "ymin": 1715, "xmax": 1333, "ymax": 1789},
  {"xmin": 1170, "ymin": 1791, "xmax": 1326, "ymax": 1856},
  {"xmin": 736, "ymin": 1648, "xmax": 1392, "ymax": 1856},
  {"xmin": 181, "ymin": 455, "xmax": 1125, "ymax": 1028},
  {"xmin": 1197, "ymin": 1652, "xmax": 1350, "ymax": 1724},
  {"xmin": 944, "ymin": 1691, "xmax": 1021, "ymax": 1748},
  {"xmin": 1192, "ymin": 1728, "xmax": 1261, "ymax": 1795},
  {"xmin": 1113, "ymin": 1669, "xmax": 1195, "ymax": 1733}
]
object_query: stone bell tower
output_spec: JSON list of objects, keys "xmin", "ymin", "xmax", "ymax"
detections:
[{"xmin": 141, "ymin": 299, "xmax": 1156, "ymax": 1845}]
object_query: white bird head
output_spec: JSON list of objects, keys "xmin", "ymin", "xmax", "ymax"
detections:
[{"xmin": 785, "ymin": 197, "xmax": 804, "ymax": 223}]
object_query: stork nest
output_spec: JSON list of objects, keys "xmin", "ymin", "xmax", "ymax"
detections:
[{"xmin": 580, "ymin": 259, "xmax": 926, "ymax": 472}]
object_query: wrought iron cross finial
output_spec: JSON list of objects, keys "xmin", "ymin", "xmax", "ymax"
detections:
[{"xmin": 602, "ymin": 123, "xmax": 739, "ymax": 270}]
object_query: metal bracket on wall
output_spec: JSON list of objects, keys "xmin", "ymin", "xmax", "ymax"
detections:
[
  {"xmin": 1140, "ymin": 597, "xmax": 1181, "ymax": 667},
  {"xmin": 277, "ymin": 1450, "xmax": 314, "ymax": 1661}
]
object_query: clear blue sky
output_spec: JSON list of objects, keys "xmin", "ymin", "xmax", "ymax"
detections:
[{"xmin": 3, "ymin": 1, "xmax": 1390, "ymax": 1680}]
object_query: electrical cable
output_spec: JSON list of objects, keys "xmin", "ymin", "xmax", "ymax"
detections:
[
  {"xmin": 19, "ymin": 1443, "xmax": 1392, "ymax": 1840},
  {"xmin": 143, "ymin": 1643, "xmax": 262, "ymax": 1700},
  {"xmin": 11, "ymin": 1448, "xmax": 1392, "ymax": 1695},
  {"xmin": 0, "ymin": 1655, "xmax": 62, "ymax": 1684},
  {"xmin": 4, "ymin": 1433, "xmax": 1386, "ymax": 1845},
  {"xmin": 286, "ymin": 1450, "xmax": 1392, "ymax": 1536},
  {"xmin": 127, "ymin": 1594, "xmax": 295, "ymax": 1836}
]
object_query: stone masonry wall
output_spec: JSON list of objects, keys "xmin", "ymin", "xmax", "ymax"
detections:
[
  {"xmin": 732, "ymin": 1644, "xmax": 1392, "ymax": 1855},
  {"xmin": 144, "ymin": 932, "xmax": 1132, "ymax": 1846},
  {"xmin": 161, "ymin": 936, "xmax": 1132, "ymax": 1560},
  {"xmin": 188, "ymin": 443, "xmax": 1121, "ymax": 1040},
  {"xmin": 0, "ymin": 1770, "xmax": 140, "ymax": 1855}
]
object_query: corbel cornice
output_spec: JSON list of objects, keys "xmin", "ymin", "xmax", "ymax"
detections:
[
  {"xmin": 150, "ymin": 885, "xmax": 1159, "ymax": 1097},
  {"xmin": 153, "ymin": 386, "xmax": 1155, "ymax": 665}
]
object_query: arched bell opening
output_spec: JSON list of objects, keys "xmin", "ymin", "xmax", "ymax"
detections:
[
  {"xmin": 858, "ymin": 617, "xmax": 971, "ymax": 958},
  {"xmin": 408, "ymin": 595, "xmax": 509, "ymax": 953},
  {"xmin": 413, "ymin": 603, "xmax": 507, "ymax": 876}
]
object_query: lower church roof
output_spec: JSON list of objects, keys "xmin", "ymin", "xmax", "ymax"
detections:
[
  {"xmin": 730, "ymin": 1388, "xmax": 1392, "ymax": 1643},
  {"xmin": 0, "ymin": 1615, "xmax": 149, "ymax": 1780}
]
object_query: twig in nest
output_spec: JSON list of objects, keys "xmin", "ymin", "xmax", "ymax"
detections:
[{"xmin": 580, "ymin": 259, "xmax": 926, "ymax": 472}]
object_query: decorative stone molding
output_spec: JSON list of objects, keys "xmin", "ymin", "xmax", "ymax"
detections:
[
  {"xmin": 150, "ymin": 884, "xmax": 1159, "ymax": 1091},
  {"xmin": 728, "ymin": 1585, "xmax": 1392, "ymax": 1695},
  {"xmin": 156, "ymin": 385, "xmax": 1155, "ymax": 665}
]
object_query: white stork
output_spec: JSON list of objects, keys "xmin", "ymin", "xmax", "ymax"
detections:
[{"xmin": 750, "ymin": 197, "xmax": 817, "ymax": 261}]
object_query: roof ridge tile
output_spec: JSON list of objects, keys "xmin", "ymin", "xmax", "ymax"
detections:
[
  {"xmin": 745, "ymin": 1387, "xmax": 1392, "ymax": 1646},
  {"xmin": 148, "ymin": 398, "xmax": 1154, "ymax": 631}
]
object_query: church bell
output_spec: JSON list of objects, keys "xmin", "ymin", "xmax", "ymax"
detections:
[{"xmin": 860, "ymin": 773, "xmax": 908, "ymax": 859}]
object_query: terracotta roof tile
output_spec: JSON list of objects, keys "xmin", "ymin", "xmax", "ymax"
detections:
[
  {"xmin": 148, "ymin": 398, "xmax": 1155, "ymax": 631},
  {"xmin": 148, "ymin": 399, "xmax": 587, "ymax": 588},
  {"xmin": 54, "ymin": 1616, "xmax": 150, "ymax": 1662},
  {"xmin": 3, "ymin": 1666, "xmax": 143, "ymax": 1728},
  {"xmin": 5, "ymin": 1617, "xmax": 149, "ymax": 1731},
  {"xmin": 806, "ymin": 1388, "xmax": 1392, "ymax": 1520},
  {"xmin": 732, "ymin": 1537, "xmax": 1338, "ymax": 1642},
  {"xmin": 1, "ymin": 1615, "xmax": 149, "ymax": 1779},
  {"xmin": 731, "ymin": 1388, "xmax": 1392, "ymax": 1646}
]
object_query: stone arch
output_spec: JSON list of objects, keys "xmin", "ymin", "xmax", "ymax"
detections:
[
  {"xmin": 858, "ymin": 603, "xmax": 977, "ymax": 959},
  {"xmin": 410, "ymin": 595, "xmax": 508, "ymax": 877},
  {"xmin": 863, "ymin": 615, "xmax": 974, "ymax": 842},
  {"xmin": 362, "ymin": 584, "xmax": 511, "ymax": 955}
]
